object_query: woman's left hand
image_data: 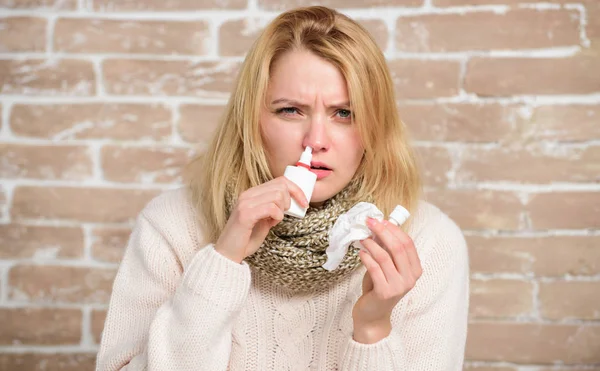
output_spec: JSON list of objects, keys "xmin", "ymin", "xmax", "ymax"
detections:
[{"xmin": 351, "ymin": 217, "xmax": 423, "ymax": 344}]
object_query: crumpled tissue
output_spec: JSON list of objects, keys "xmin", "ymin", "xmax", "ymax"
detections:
[{"xmin": 322, "ymin": 202, "xmax": 385, "ymax": 271}]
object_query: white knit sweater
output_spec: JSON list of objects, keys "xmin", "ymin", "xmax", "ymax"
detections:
[{"xmin": 96, "ymin": 187, "xmax": 469, "ymax": 370}]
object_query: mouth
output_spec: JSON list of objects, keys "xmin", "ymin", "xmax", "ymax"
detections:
[
  {"xmin": 309, "ymin": 162, "xmax": 333, "ymax": 180},
  {"xmin": 310, "ymin": 161, "xmax": 331, "ymax": 171}
]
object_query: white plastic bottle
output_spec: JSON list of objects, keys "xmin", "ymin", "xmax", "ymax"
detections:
[
  {"xmin": 283, "ymin": 146, "xmax": 317, "ymax": 218},
  {"xmin": 388, "ymin": 205, "xmax": 411, "ymax": 226}
]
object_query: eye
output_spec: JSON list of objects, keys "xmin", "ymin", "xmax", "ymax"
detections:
[
  {"xmin": 337, "ymin": 109, "xmax": 352, "ymax": 119},
  {"xmin": 276, "ymin": 107, "xmax": 299, "ymax": 116}
]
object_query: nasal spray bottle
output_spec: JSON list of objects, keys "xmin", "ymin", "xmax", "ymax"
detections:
[
  {"xmin": 283, "ymin": 146, "xmax": 317, "ymax": 218},
  {"xmin": 388, "ymin": 205, "xmax": 411, "ymax": 227},
  {"xmin": 362, "ymin": 205, "xmax": 411, "ymax": 255}
]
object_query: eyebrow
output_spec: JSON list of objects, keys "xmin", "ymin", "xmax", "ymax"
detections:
[{"xmin": 270, "ymin": 98, "xmax": 350, "ymax": 110}]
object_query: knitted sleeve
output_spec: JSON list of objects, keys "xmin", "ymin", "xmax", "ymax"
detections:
[
  {"xmin": 95, "ymin": 210, "xmax": 251, "ymax": 371},
  {"xmin": 338, "ymin": 211, "xmax": 470, "ymax": 370}
]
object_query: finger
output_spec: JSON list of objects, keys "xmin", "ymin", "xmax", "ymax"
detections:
[
  {"xmin": 383, "ymin": 220, "xmax": 422, "ymax": 278},
  {"xmin": 359, "ymin": 249, "xmax": 387, "ymax": 290},
  {"xmin": 367, "ymin": 218, "xmax": 411, "ymax": 277},
  {"xmin": 280, "ymin": 177, "xmax": 310, "ymax": 207},
  {"xmin": 238, "ymin": 177, "xmax": 309, "ymax": 209},
  {"xmin": 241, "ymin": 179, "xmax": 288, "ymax": 202},
  {"xmin": 245, "ymin": 187, "xmax": 290, "ymax": 212},
  {"xmin": 249, "ymin": 202, "xmax": 284, "ymax": 225},
  {"xmin": 248, "ymin": 178, "xmax": 308, "ymax": 208},
  {"xmin": 360, "ymin": 238, "xmax": 399, "ymax": 284}
]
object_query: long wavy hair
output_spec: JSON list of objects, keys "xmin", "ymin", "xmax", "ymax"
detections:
[{"xmin": 184, "ymin": 6, "xmax": 422, "ymax": 244}]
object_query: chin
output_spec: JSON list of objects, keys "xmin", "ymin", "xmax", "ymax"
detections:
[{"xmin": 310, "ymin": 181, "xmax": 345, "ymax": 205}]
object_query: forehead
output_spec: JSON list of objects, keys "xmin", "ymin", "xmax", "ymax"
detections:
[{"xmin": 267, "ymin": 50, "xmax": 349, "ymax": 102}]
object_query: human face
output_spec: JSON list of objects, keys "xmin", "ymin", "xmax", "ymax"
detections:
[{"xmin": 260, "ymin": 49, "xmax": 364, "ymax": 207}]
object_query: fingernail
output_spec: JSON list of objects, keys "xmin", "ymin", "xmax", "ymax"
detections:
[{"xmin": 366, "ymin": 217, "xmax": 376, "ymax": 226}]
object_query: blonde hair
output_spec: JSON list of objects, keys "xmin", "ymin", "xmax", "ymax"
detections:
[{"xmin": 184, "ymin": 6, "xmax": 422, "ymax": 244}]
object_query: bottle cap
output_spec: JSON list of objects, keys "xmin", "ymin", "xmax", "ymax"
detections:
[
  {"xmin": 298, "ymin": 146, "xmax": 312, "ymax": 167},
  {"xmin": 389, "ymin": 205, "xmax": 410, "ymax": 226}
]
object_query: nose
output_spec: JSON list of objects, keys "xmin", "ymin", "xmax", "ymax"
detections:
[{"xmin": 302, "ymin": 114, "xmax": 330, "ymax": 152}]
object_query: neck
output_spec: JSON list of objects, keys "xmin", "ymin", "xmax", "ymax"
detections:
[{"xmin": 310, "ymin": 201, "xmax": 324, "ymax": 208}]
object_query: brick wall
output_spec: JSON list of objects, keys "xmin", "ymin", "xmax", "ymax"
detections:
[{"xmin": 0, "ymin": 0, "xmax": 599, "ymax": 370}]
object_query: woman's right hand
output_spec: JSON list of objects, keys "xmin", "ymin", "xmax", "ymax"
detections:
[{"xmin": 214, "ymin": 176, "xmax": 309, "ymax": 264}]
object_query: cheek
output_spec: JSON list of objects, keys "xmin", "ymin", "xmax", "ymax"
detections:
[
  {"xmin": 335, "ymin": 129, "xmax": 364, "ymax": 168},
  {"xmin": 262, "ymin": 122, "xmax": 293, "ymax": 155},
  {"xmin": 259, "ymin": 113, "xmax": 281, "ymax": 155},
  {"xmin": 259, "ymin": 117, "xmax": 303, "ymax": 176}
]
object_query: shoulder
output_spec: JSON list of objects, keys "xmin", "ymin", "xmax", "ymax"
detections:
[
  {"xmin": 408, "ymin": 200, "xmax": 468, "ymax": 266},
  {"xmin": 142, "ymin": 186, "xmax": 195, "ymax": 220},
  {"xmin": 137, "ymin": 186, "xmax": 206, "ymax": 264}
]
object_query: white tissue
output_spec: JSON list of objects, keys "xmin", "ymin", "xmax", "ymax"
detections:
[{"xmin": 322, "ymin": 202, "xmax": 384, "ymax": 271}]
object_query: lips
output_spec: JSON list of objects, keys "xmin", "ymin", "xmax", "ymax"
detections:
[
  {"xmin": 310, "ymin": 161, "xmax": 331, "ymax": 171},
  {"xmin": 309, "ymin": 161, "xmax": 332, "ymax": 180}
]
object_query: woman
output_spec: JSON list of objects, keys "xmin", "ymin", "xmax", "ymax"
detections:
[{"xmin": 96, "ymin": 6, "xmax": 469, "ymax": 371}]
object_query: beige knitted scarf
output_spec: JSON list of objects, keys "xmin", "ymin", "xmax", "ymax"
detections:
[{"xmin": 225, "ymin": 179, "xmax": 372, "ymax": 293}]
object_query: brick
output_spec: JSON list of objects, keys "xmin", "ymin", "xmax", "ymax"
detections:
[
  {"xmin": 528, "ymin": 192, "xmax": 600, "ymax": 229},
  {"xmin": 0, "ymin": 17, "xmax": 46, "ymax": 52},
  {"xmin": 396, "ymin": 10, "xmax": 578, "ymax": 52},
  {"xmin": 540, "ymin": 281, "xmax": 600, "ymax": 320},
  {"xmin": 414, "ymin": 146, "xmax": 452, "ymax": 187},
  {"xmin": 466, "ymin": 322, "xmax": 600, "ymax": 363},
  {"xmin": 10, "ymin": 103, "xmax": 172, "ymax": 141},
  {"xmin": 0, "ymin": 307, "xmax": 81, "ymax": 345},
  {"xmin": 588, "ymin": 2, "xmax": 600, "ymax": 48},
  {"xmin": 177, "ymin": 104, "xmax": 224, "ymax": 144},
  {"xmin": 466, "ymin": 367, "xmax": 598, "ymax": 371},
  {"xmin": 0, "ymin": 185, "xmax": 6, "ymax": 220},
  {"xmin": 0, "ymin": 0, "xmax": 77, "ymax": 9},
  {"xmin": 0, "ymin": 353, "xmax": 96, "ymax": 371},
  {"xmin": 91, "ymin": 227, "xmax": 131, "ymax": 263},
  {"xmin": 529, "ymin": 104, "xmax": 600, "ymax": 142},
  {"xmin": 465, "ymin": 55, "xmax": 600, "ymax": 96},
  {"xmin": 425, "ymin": 189, "xmax": 522, "ymax": 230},
  {"xmin": 91, "ymin": 309, "xmax": 107, "ymax": 344},
  {"xmin": 464, "ymin": 367, "xmax": 516, "ymax": 371},
  {"xmin": 468, "ymin": 235, "xmax": 600, "ymax": 276},
  {"xmin": 458, "ymin": 145, "xmax": 600, "ymax": 183},
  {"xmin": 0, "ymin": 59, "xmax": 95, "ymax": 96},
  {"xmin": 258, "ymin": 0, "xmax": 421, "ymax": 11},
  {"xmin": 435, "ymin": 0, "xmax": 583, "ymax": 5},
  {"xmin": 55, "ymin": 19, "xmax": 210, "ymax": 55},
  {"xmin": 389, "ymin": 60, "xmax": 460, "ymax": 99},
  {"xmin": 468, "ymin": 367, "xmax": 600, "ymax": 371},
  {"xmin": 0, "ymin": 144, "xmax": 93, "ymax": 180},
  {"xmin": 102, "ymin": 146, "xmax": 194, "ymax": 183},
  {"xmin": 359, "ymin": 19, "xmax": 388, "ymax": 52},
  {"xmin": 93, "ymin": 0, "xmax": 245, "ymax": 11},
  {"xmin": 470, "ymin": 279, "xmax": 533, "ymax": 318},
  {"xmin": 9, "ymin": 265, "xmax": 116, "ymax": 304},
  {"xmin": 0, "ymin": 224, "xmax": 83, "ymax": 259},
  {"xmin": 218, "ymin": 18, "xmax": 270, "ymax": 57},
  {"xmin": 103, "ymin": 59, "xmax": 239, "ymax": 97},
  {"xmin": 11, "ymin": 186, "xmax": 159, "ymax": 223},
  {"xmin": 399, "ymin": 103, "xmax": 523, "ymax": 142}
]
